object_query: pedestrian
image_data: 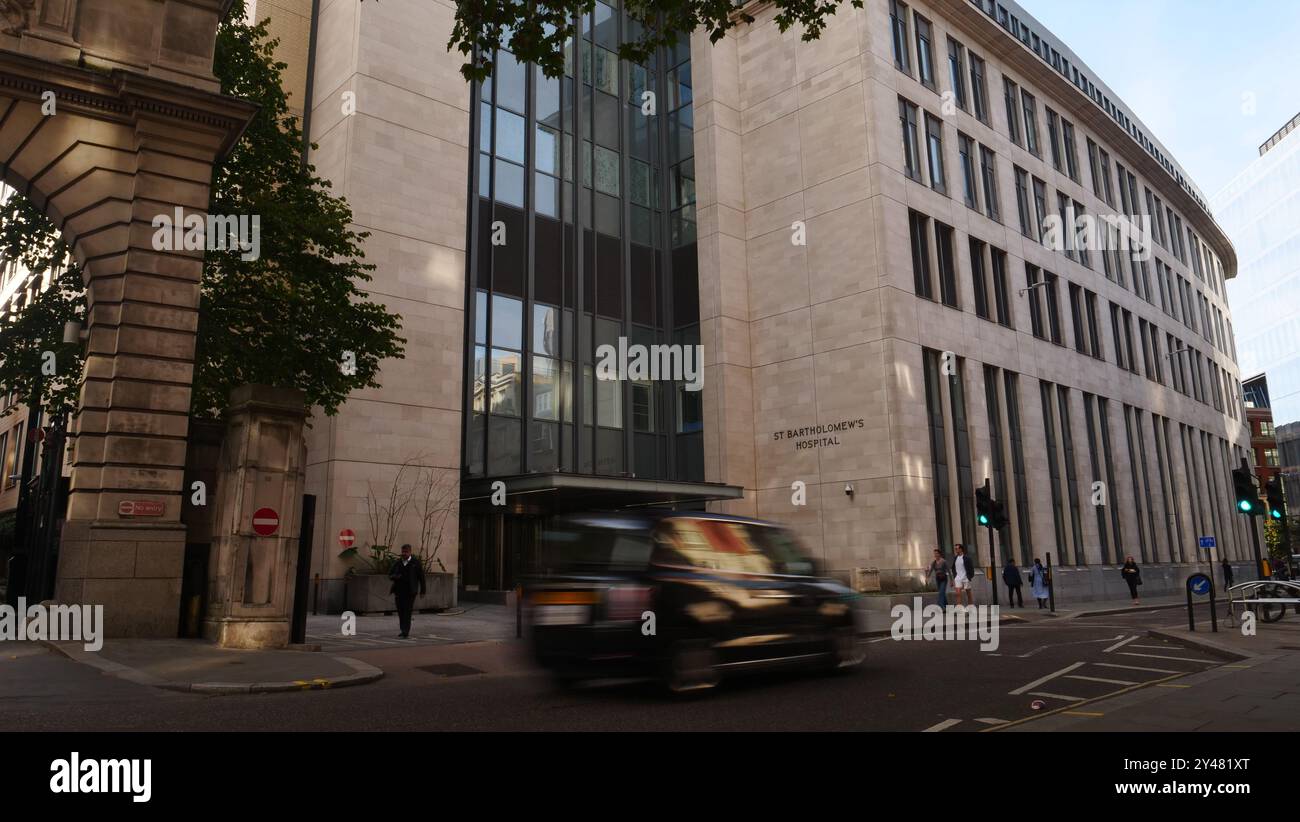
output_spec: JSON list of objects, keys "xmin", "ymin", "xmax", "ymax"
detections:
[
  {"xmin": 1029, "ymin": 558, "xmax": 1049, "ymax": 608},
  {"xmin": 1002, "ymin": 557, "xmax": 1024, "ymax": 608},
  {"xmin": 926, "ymin": 548, "xmax": 950, "ymax": 608},
  {"xmin": 1221, "ymin": 558, "xmax": 1234, "ymax": 589},
  {"xmin": 389, "ymin": 543, "xmax": 426, "ymax": 638},
  {"xmin": 952, "ymin": 543, "xmax": 976, "ymax": 606},
  {"xmin": 1120, "ymin": 555, "xmax": 1142, "ymax": 604}
]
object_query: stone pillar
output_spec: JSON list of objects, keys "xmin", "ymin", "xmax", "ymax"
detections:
[
  {"xmin": 202, "ymin": 385, "xmax": 308, "ymax": 649},
  {"xmin": 0, "ymin": 0, "xmax": 254, "ymax": 636}
]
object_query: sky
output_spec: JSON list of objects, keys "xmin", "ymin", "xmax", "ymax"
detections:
[{"xmin": 1019, "ymin": 0, "xmax": 1300, "ymax": 205}]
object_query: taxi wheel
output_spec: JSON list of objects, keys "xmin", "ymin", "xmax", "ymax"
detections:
[
  {"xmin": 665, "ymin": 640, "xmax": 720, "ymax": 694},
  {"xmin": 826, "ymin": 626, "xmax": 866, "ymax": 671}
]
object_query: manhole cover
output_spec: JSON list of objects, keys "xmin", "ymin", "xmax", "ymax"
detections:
[{"xmin": 417, "ymin": 663, "xmax": 483, "ymax": 677}]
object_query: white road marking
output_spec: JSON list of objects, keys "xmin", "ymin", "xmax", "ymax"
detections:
[
  {"xmin": 974, "ymin": 717, "xmax": 1009, "ymax": 725},
  {"xmin": 1118, "ymin": 651, "xmax": 1216, "ymax": 664},
  {"xmin": 923, "ymin": 718, "xmax": 962, "ymax": 732},
  {"xmin": 1065, "ymin": 674, "xmax": 1138, "ymax": 686},
  {"xmin": 1102, "ymin": 635, "xmax": 1139, "ymax": 653},
  {"xmin": 1128, "ymin": 643, "xmax": 1175, "ymax": 650},
  {"xmin": 1029, "ymin": 691, "xmax": 1085, "ymax": 702},
  {"xmin": 1094, "ymin": 661, "xmax": 1179, "ymax": 675},
  {"xmin": 1009, "ymin": 661, "xmax": 1085, "ymax": 695}
]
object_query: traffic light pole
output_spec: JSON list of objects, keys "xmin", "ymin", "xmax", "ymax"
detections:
[
  {"xmin": 1249, "ymin": 515, "xmax": 1266, "ymax": 580},
  {"xmin": 987, "ymin": 524, "xmax": 998, "ymax": 607}
]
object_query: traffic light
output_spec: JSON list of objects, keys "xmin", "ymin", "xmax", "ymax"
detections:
[
  {"xmin": 976, "ymin": 482, "xmax": 992, "ymax": 526},
  {"xmin": 976, "ymin": 480, "xmax": 1009, "ymax": 529},
  {"xmin": 1233, "ymin": 466, "xmax": 1260, "ymax": 515},
  {"xmin": 989, "ymin": 498, "xmax": 1009, "ymax": 530},
  {"xmin": 1266, "ymin": 476, "xmax": 1286, "ymax": 521}
]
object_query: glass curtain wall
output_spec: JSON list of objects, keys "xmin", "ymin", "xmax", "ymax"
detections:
[{"xmin": 466, "ymin": 3, "xmax": 702, "ymax": 482}]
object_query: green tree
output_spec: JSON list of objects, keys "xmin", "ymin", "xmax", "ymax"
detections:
[
  {"xmin": 0, "ymin": 196, "xmax": 84, "ymax": 417},
  {"xmin": 437, "ymin": 0, "xmax": 862, "ymax": 82},
  {"xmin": 0, "ymin": 0, "xmax": 405, "ymax": 419}
]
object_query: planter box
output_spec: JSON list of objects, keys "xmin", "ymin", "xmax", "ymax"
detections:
[{"xmin": 345, "ymin": 572, "xmax": 456, "ymax": 614}]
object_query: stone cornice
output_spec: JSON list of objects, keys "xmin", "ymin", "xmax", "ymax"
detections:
[{"xmin": 0, "ymin": 49, "xmax": 257, "ymax": 157}]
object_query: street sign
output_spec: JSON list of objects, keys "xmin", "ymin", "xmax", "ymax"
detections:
[
  {"xmin": 1185, "ymin": 572, "xmax": 1218, "ymax": 633},
  {"xmin": 1187, "ymin": 573, "xmax": 1212, "ymax": 597},
  {"xmin": 118, "ymin": 500, "xmax": 165, "ymax": 517},
  {"xmin": 339, "ymin": 528, "xmax": 356, "ymax": 548},
  {"xmin": 1198, "ymin": 536, "xmax": 1216, "ymax": 550},
  {"xmin": 252, "ymin": 507, "xmax": 279, "ymax": 536}
]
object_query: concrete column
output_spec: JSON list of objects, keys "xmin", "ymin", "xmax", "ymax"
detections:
[{"xmin": 202, "ymin": 385, "xmax": 308, "ymax": 649}]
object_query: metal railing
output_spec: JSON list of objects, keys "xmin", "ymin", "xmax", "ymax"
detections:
[{"xmin": 1225, "ymin": 580, "xmax": 1300, "ymax": 623}]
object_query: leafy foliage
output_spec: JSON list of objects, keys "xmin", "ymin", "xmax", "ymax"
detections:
[
  {"xmin": 196, "ymin": 0, "xmax": 404, "ymax": 417},
  {"xmin": 0, "ymin": 196, "xmax": 83, "ymax": 417},
  {"xmin": 434, "ymin": 0, "xmax": 862, "ymax": 82}
]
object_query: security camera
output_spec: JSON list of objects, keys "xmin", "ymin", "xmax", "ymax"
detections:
[{"xmin": 845, "ymin": 483, "xmax": 854, "ymax": 498}]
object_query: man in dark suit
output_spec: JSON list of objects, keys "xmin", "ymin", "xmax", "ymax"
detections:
[{"xmin": 389, "ymin": 543, "xmax": 425, "ymax": 638}]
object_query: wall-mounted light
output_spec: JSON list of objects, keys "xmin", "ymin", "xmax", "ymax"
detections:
[{"xmin": 845, "ymin": 483, "xmax": 855, "ymax": 499}]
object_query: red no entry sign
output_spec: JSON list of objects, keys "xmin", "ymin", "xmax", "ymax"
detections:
[
  {"xmin": 252, "ymin": 507, "xmax": 279, "ymax": 536},
  {"xmin": 339, "ymin": 528, "xmax": 356, "ymax": 548}
]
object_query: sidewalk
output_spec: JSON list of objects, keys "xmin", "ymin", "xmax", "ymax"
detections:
[
  {"xmin": 41, "ymin": 638, "xmax": 383, "ymax": 695},
  {"xmin": 1001, "ymin": 608, "xmax": 1300, "ymax": 731},
  {"xmin": 1007, "ymin": 593, "xmax": 1190, "ymax": 621},
  {"xmin": 305, "ymin": 602, "xmax": 516, "ymax": 649}
]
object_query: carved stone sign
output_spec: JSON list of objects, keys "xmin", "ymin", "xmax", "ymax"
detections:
[{"xmin": 771, "ymin": 418, "xmax": 866, "ymax": 451}]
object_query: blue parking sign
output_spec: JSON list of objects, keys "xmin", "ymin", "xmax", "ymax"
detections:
[{"xmin": 1198, "ymin": 536, "xmax": 1216, "ymax": 550}]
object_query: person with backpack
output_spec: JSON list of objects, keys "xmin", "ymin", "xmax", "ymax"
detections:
[
  {"xmin": 926, "ymin": 548, "xmax": 950, "ymax": 608},
  {"xmin": 1121, "ymin": 556, "xmax": 1142, "ymax": 605}
]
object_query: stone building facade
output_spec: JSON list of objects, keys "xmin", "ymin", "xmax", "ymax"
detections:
[{"xmin": 286, "ymin": 0, "xmax": 1250, "ymax": 605}]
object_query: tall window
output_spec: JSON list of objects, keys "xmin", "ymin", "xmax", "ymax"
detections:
[
  {"xmin": 1032, "ymin": 177, "xmax": 1047, "ymax": 242},
  {"xmin": 991, "ymin": 248, "xmax": 1012, "ymax": 327},
  {"xmin": 909, "ymin": 209, "xmax": 933, "ymax": 299},
  {"xmin": 979, "ymin": 145, "xmax": 999, "ymax": 221},
  {"xmin": 1003, "ymin": 77, "xmax": 1020, "ymax": 145},
  {"xmin": 1069, "ymin": 282, "xmax": 1086, "ymax": 354},
  {"xmin": 1005, "ymin": 372, "xmax": 1032, "ymax": 559},
  {"xmin": 899, "ymin": 97, "xmax": 921, "ymax": 181},
  {"xmin": 935, "ymin": 221, "xmax": 958, "ymax": 308},
  {"xmin": 915, "ymin": 14, "xmax": 936, "ymax": 88},
  {"xmin": 1061, "ymin": 119, "xmax": 1079, "ymax": 181},
  {"xmin": 923, "ymin": 348, "xmax": 951, "ymax": 550},
  {"xmin": 1087, "ymin": 138, "xmax": 1102, "ymax": 199},
  {"xmin": 947, "ymin": 37, "xmax": 967, "ymax": 110},
  {"xmin": 1021, "ymin": 89, "xmax": 1039, "ymax": 156},
  {"xmin": 1026, "ymin": 264, "xmax": 1044, "ymax": 339},
  {"xmin": 1045, "ymin": 107, "xmax": 1062, "ymax": 171},
  {"xmin": 969, "ymin": 53, "xmax": 989, "ymax": 123},
  {"xmin": 970, "ymin": 238, "xmax": 989, "ymax": 319},
  {"xmin": 958, "ymin": 133, "xmax": 977, "ymax": 209},
  {"xmin": 890, "ymin": 0, "xmax": 911, "ymax": 73},
  {"xmin": 924, "ymin": 113, "xmax": 946, "ymax": 193},
  {"xmin": 1014, "ymin": 166, "xmax": 1030, "ymax": 236}
]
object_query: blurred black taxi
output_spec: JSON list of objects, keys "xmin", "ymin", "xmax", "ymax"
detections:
[{"xmin": 525, "ymin": 511, "xmax": 867, "ymax": 693}]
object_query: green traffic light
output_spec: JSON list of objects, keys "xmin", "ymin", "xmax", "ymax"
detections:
[
  {"xmin": 1239, "ymin": 500, "xmax": 1253, "ymax": 512},
  {"xmin": 1272, "ymin": 509, "xmax": 1282, "ymax": 519},
  {"xmin": 978, "ymin": 514, "xmax": 989, "ymax": 525}
]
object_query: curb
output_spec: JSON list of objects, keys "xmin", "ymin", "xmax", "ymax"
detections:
[
  {"xmin": 1147, "ymin": 628, "xmax": 1256, "ymax": 661},
  {"xmin": 39, "ymin": 641, "xmax": 384, "ymax": 694},
  {"xmin": 1056, "ymin": 602, "xmax": 1187, "ymax": 619}
]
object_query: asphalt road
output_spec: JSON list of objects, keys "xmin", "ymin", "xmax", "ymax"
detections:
[{"xmin": 0, "ymin": 606, "xmax": 1230, "ymax": 732}]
